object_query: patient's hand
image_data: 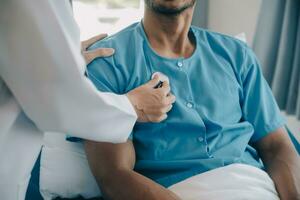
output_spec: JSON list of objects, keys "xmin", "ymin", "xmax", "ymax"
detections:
[
  {"xmin": 81, "ymin": 33, "xmax": 115, "ymax": 65},
  {"xmin": 84, "ymin": 140, "xmax": 182, "ymax": 200},
  {"xmin": 127, "ymin": 74, "xmax": 176, "ymax": 123}
]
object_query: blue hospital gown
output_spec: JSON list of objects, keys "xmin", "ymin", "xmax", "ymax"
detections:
[{"xmin": 81, "ymin": 22, "xmax": 285, "ymax": 187}]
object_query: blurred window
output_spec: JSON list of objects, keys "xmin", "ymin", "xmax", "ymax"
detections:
[{"xmin": 73, "ymin": 0, "xmax": 144, "ymax": 40}]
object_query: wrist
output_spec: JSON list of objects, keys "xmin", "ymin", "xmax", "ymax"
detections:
[
  {"xmin": 126, "ymin": 92, "xmax": 145, "ymax": 122},
  {"xmin": 126, "ymin": 91, "xmax": 137, "ymax": 107}
]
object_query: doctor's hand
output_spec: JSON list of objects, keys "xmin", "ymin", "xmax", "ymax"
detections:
[
  {"xmin": 81, "ymin": 33, "xmax": 115, "ymax": 65},
  {"xmin": 126, "ymin": 75, "xmax": 176, "ymax": 123}
]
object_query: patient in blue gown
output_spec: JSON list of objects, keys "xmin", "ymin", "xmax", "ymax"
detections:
[{"xmin": 68, "ymin": 1, "xmax": 298, "ymax": 199}]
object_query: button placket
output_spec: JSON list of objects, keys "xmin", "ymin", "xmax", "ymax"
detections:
[
  {"xmin": 177, "ymin": 61, "xmax": 183, "ymax": 67},
  {"xmin": 197, "ymin": 137, "xmax": 204, "ymax": 142},
  {"xmin": 175, "ymin": 59, "xmax": 211, "ymax": 158},
  {"xmin": 176, "ymin": 61, "xmax": 184, "ymax": 71},
  {"xmin": 186, "ymin": 102, "xmax": 194, "ymax": 108}
]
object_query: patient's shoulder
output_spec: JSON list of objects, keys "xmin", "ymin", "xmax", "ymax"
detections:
[
  {"xmin": 88, "ymin": 22, "xmax": 141, "ymax": 52},
  {"xmin": 86, "ymin": 23, "xmax": 144, "ymax": 94},
  {"xmin": 192, "ymin": 26, "xmax": 254, "ymax": 76},
  {"xmin": 192, "ymin": 26, "xmax": 248, "ymax": 51},
  {"xmin": 87, "ymin": 22, "xmax": 143, "ymax": 73}
]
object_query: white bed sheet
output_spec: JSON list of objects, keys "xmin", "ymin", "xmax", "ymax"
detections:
[
  {"xmin": 169, "ymin": 164, "xmax": 279, "ymax": 200},
  {"xmin": 40, "ymin": 134, "xmax": 279, "ymax": 200}
]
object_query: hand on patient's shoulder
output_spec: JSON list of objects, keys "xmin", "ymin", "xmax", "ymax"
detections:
[
  {"xmin": 127, "ymin": 74, "xmax": 176, "ymax": 123},
  {"xmin": 81, "ymin": 33, "xmax": 115, "ymax": 65}
]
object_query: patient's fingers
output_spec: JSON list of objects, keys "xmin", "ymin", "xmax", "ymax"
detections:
[
  {"xmin": 81, "ymin": 33, "xmax": 108, "ymax": 50},
  {"xmin": 83, "ymin": 48, "xmax": 115, "ymax": 64}
]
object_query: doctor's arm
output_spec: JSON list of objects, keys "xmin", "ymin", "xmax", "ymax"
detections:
[
  {"xmin": 84, "ymin": 140, "xmax": 182, "ymax": 200},
  {"xmin": 254, "ymin": 128, "xmax": 300, "ymax": 200},
  {"xmin": 81, "ymin": 35, "xmax": 175, "ymax": 123},
  {"xmin": 0, "ymin": 0, "xmax": 173, "ymax": 143}
]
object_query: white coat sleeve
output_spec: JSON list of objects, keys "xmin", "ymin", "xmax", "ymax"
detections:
[{"xmin": 0, "ymin": 0, "xmax": 137, "ymax": 143}]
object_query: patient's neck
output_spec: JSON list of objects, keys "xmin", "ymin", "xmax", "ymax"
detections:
[{"xmin": 143, "ymin": 7, "xmax": 195, "ymax": 59}]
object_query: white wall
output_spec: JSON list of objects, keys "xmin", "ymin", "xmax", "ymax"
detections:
[
  {"xmin": 207, "ymin": 0, "xmax": 262, "ymax": 46},
  {"xmin": 284, "ymin": 113, "xmax": 300, "ymax": 142}
]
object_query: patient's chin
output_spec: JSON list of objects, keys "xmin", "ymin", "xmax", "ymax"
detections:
[{"xmin": 145, "ymin": 0, "xmax": 196, "ymax": 16}]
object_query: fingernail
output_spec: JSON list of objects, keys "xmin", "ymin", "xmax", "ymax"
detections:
[{"xmin": 107, "ymin": 48, "xmax": 115, "ymax": 56}]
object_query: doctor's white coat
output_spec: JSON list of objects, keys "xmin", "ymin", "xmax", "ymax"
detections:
[{"xmin": 0, "ymin": 0, "xmax": 137, "ymax": 199}]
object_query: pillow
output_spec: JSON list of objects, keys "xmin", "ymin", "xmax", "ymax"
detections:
[
  {"xmin": 39, "ymin": 133, "xmax": 101, "ymax": 199},
  {"xmin": 235, "ymin": 32, "xmax": 247, "ymax": 43},
  {"xmin": 39, "ymin": 33, "xmax": 248, "ymax": 199}
]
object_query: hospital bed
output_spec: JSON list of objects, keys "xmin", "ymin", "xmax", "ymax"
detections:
[{"xmin": 25, "ymin": 127, "xmax": 300, "ymax": 200}]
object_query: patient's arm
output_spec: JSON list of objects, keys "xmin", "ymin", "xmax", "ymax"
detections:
[
  {"xmin": 84, "ymin": 140, "xmax": 182, "ymax": 200},
  {"xmin": 254, "ymin": 128, "xmax": 300, "ymax": 200}
]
